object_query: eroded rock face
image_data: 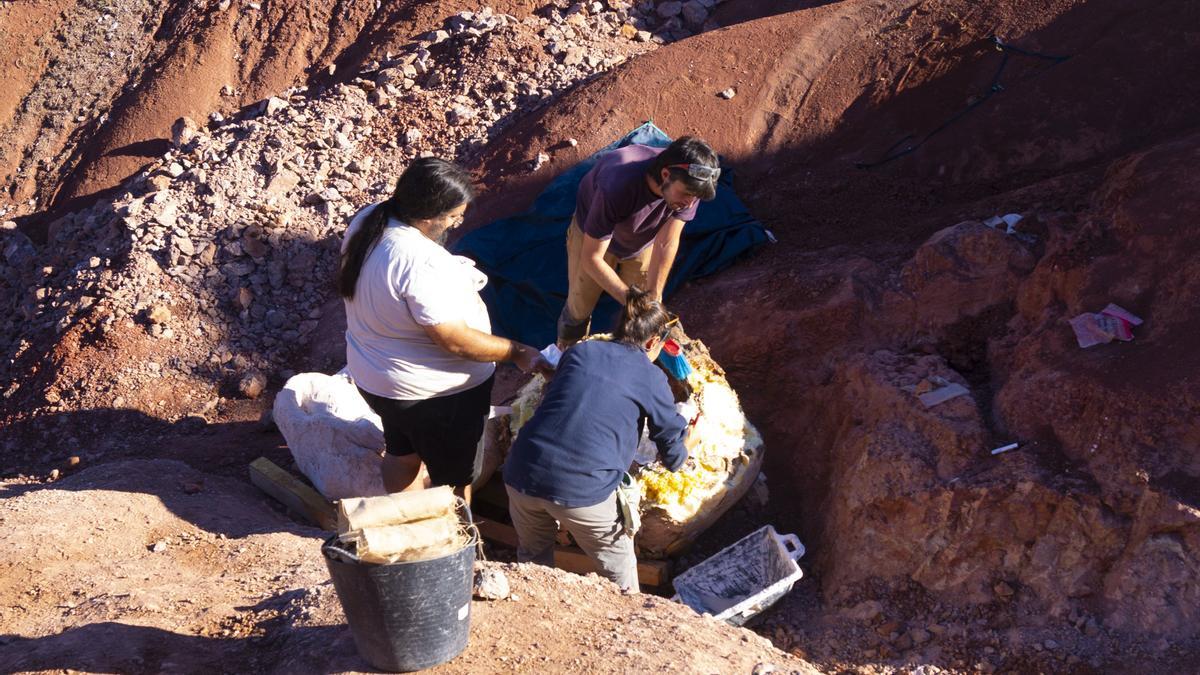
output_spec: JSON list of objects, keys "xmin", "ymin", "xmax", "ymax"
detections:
[
  {"xmin": 990, "ymin": 133, "xmax": 1200, "ymax": 636},
  {"xmin": 809, "ymin": 350, "xmax": 1125, "ymax": 613},
  {"xmin": 681, "ymin": 134, "xmax": 1200, "ymax": 640}
]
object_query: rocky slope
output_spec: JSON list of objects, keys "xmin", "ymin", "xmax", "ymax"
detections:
[{"xmin": 2, "ymin": 0, "xmax": 1198, "ymax": 672}]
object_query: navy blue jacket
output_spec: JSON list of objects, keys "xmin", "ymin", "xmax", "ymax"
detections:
[{"xmin": 504, "ymin": 340, "xmax": 689, "ymax": 507}]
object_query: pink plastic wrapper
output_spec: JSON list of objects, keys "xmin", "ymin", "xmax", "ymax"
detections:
[{"xmin": 1069, "ymin": 304, "xmax": 1143, "ymax": 348}]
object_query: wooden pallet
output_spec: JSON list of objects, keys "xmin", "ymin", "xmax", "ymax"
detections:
[{"xmin": 248, "ymin": 457, "xmax": 337, "ymax": 530}]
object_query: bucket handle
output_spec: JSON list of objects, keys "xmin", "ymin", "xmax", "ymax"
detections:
[
  {"xmin": 775, "ymin": 532, "xmax": 806, "ymax": 561},
  {"xmin": 323, "ymin": 536, "xmax": 363, "ymax": 564}
]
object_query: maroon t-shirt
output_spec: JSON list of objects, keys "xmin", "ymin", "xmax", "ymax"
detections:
[{"xmin": 574, "ymin": 144, "xmax": 699, "ymax": 259}]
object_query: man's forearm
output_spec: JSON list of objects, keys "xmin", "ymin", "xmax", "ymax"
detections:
[
  {"xmin": 647, "ymin": 219, "xmax": 684, "ymax": 299},
  {"xmin": 583, "ymin": 254, "xmax": 629, "ymax": 304},
  {"xmin": 648, "ymin": 239, "xmax": 679, "ymax": 299}
]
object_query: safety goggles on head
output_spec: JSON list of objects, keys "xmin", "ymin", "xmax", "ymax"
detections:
[{"xmin": 666, "ymin": 163, "xmax": 720, "ymax": 183}]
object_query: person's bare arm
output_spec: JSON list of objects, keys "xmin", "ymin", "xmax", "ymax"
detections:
[
  {"xmin": 646, "ymin": 218, "xmax": 686, "ymax": 301},
  {"xmin": 580, "ymin": 232, "xmax": 629, "ymax": 304},
  {"xmin": 421, "ymin": 321, "xmax": 544, "ymax": 372}
]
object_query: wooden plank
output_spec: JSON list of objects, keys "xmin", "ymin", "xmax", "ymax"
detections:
[
  {"xmin": 475, "ymin": 517, "xmax": 671, "ymax": 587},
  {"xmin": 249, "ymin": 457, "xmax": 337, "ymax": 531}
]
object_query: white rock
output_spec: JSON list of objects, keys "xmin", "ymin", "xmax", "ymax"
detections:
[
  {"xmin": 264, "ymin": 96, "xmax": 289, "ymax": 116},
  {"xmin": 154, "ymin": 204, "xmax": 178, "ymax": 228},
  {"xmin": 273, "ymin": 371, "xmax": 388, "ymax": 500},
  {"xmin": 474, "ymin": 568, "xmax": 511, "ymax": 600},
  {"xmin": 718, "ymin": 87, "xmax": 736, "ymax": 99}
]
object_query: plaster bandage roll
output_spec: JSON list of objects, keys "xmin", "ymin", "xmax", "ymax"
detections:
[
  {"xmin": 349, "ymin": 514, "xmax": 462, "ymax": 564},
  {"xmin": 338, "ymin": 486, "xmax": 457, "ymax": 534}
]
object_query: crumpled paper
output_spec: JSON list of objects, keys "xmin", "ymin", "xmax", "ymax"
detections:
[{"xmin": 1069, "ymin": 303, "xmax": 1143, "ymax": 348}]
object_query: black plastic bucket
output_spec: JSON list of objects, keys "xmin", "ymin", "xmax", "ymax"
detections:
[{"xmin": 322, "ymin": 515, "xmax": 477, "ymax": 672}]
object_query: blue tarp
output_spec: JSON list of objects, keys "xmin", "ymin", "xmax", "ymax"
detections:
[{"xmin": 453, "ymin": 122, "xmax": 769, "ymax": 348}]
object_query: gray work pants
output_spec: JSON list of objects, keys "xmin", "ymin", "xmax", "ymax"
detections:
[{"xmin": 505, "ymin": 485, "xmax": 639, "ymax": 593}]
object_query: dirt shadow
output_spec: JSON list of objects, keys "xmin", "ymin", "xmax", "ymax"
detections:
[
  {"xmin": 0, "ymin": 405, "xmax": 315, "ymax": 539},
  {"xmin": 0, "ymin": 620, "xmax": 350, "ymax": 673}
]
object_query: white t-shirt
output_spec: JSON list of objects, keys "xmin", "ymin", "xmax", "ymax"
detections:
[{"xmin": 342, "ymin": 204, "xmax": 496, "ymax": 400}]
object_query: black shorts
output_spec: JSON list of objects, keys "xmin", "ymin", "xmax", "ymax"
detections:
[{"xmin": 357, "ymin": 376, "xmax": 494, "ymax": 488}]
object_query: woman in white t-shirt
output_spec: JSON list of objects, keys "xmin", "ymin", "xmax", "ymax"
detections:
[{"xmin": 337, "ymin": 157, "xmax": 546, "ymax": 499}]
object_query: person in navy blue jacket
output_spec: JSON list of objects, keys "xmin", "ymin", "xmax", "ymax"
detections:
[{"xmin": 504, "ymin": 288, "xmax": 697, "ymax": 592}]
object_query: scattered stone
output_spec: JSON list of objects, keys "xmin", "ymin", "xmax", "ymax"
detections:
[
  {"xmin": 682, "ymin": 1, "xmax": 708, "ymax": 25},
  {"xmin": 147, "ymin": 173, "xmax": 172, "ymax": 192},
  {"xmin": 447, "ymin": 104, "xmax": 477, "ymax": 125},
  {"xmin": 241, "ymin": 229, "xmax": 270, "ymax": 258},
  {"xmin": 657, "ymin": 1, "xmax": 683, "ymax": 18},
  {"xmin": 304, "ymin": 188, "xmax": 342, "ymax": 205},
  {"xmin": 150, "ymin": 540, "xmax": 168, "ymax": 553},
  {"xmin": 563, "ymin": 46, "xmax": 586, "ymax": 66},
  {"xmin": 154, "ymin": 203, "xmax": 178, "ymax": 228},
  {"xmin": 531, "ymin": 152, "xmax": 550, "ymax": 171},
  {"xmin": 263, "ymin": 96, "xmax": 289, "ymax": 116},
  {"xmin": 173, "ymin": 235, "xmax": 195, "ymax": 256},
  {"xmin": 2, "ymin": 229, "xmax": 37, "ymax": 267},
  {"xmin": 239, "ymin": 370, "xmax": 268, "ymax": 399},
  {"xmin": 841, "ymin": 600, "xmax": 883, "ymax": 622},
  {"xmin": 265, "ymin": 168, "xmax": 301, "ymax": 197},
  {"xmin": 145, "ymin": 304, "xmax": 173, "ymax": 325},
  {"xmin": 237, "ymin": 287, "xmax": 254, "ymax": 310},
  {"xmin": 993, "ymin": 580, "xmax": 1015, "ymax": 599},
  {"xmin": 718, "ymin": 87, "xmax": 736, "ymax": 99},
  {"xmin": 473, "ymin": 568, "xmax": 511, "ymax": 600},
  {"xmin": 170, "ymin": 117, "xmax": 199, "ymax": 148},
  {"xmin": 48, "ymin": 469, "xmax": 60, "ymax": 481}
]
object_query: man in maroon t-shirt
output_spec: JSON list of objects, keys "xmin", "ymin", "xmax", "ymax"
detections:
[{"xmin": 558, "ymin": 136, "xmax": 721, "ymax": 346}]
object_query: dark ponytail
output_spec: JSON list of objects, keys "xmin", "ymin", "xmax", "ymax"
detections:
[
  {"xmin": 614, "ymin": 286, "xmax": 674, "ymax": 346},
  {"xmin": 337, "ymin": 157, "xmax": 475, "ymax": 298}
]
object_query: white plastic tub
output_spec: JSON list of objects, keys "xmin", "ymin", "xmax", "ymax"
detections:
[{"xmin": 672, "ymin": 525, "xmax": 805, "ymax": 626}]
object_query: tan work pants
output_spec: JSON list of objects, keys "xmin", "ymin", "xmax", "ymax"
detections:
[
  {"xmin": 558, "ymin": 220, "xmax": 652, "ymax": 344},
  {"xmin": 505, "ymin": 485, "xmax": 640, "ymax": 592}
]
